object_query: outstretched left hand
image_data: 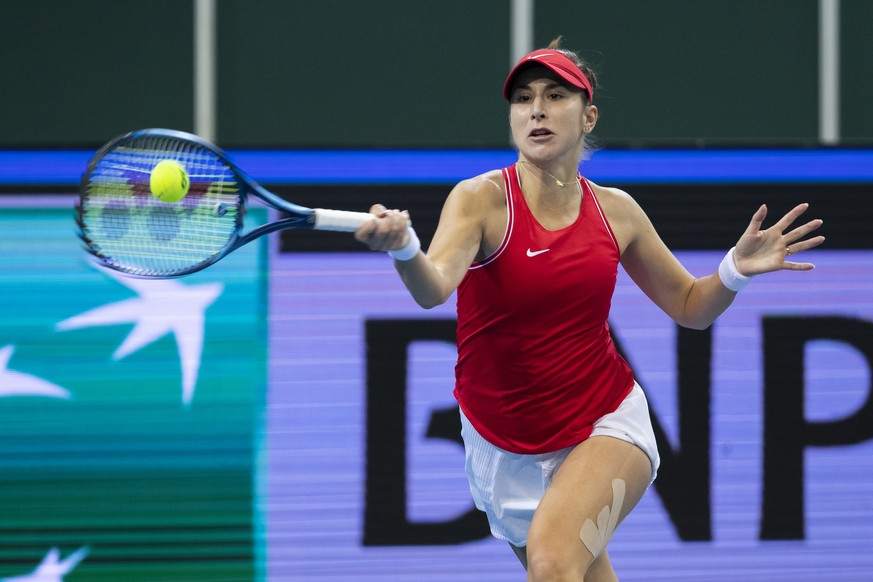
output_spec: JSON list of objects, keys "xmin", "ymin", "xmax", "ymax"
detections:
[{"xmin": 734, "ymin": 203, "xmax": 825, "ymax": 276}]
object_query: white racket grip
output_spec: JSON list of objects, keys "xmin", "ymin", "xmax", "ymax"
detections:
[{"xmin": 312, "ymin": 208, "xmax": 373, "ymax": 232}]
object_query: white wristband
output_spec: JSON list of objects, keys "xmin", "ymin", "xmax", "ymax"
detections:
[
  {"xmin": 718, "ymin": 247, "xmax": 753, "ymax": 292},
  {"xmin": 387, "ymin": 226, "xmax": 421, "ymax": 261}
]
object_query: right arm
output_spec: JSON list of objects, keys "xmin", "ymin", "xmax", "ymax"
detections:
[{"xmin": 355, "ymin": 173, "xmax": 500, "ymax": 309}]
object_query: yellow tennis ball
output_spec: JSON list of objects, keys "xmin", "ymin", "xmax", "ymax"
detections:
[{"xmin": 150, "ymin": 160, "xmax": 190, "ymax": 203}]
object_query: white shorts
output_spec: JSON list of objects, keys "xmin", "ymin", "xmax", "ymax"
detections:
[{"xmin": 459, "ymin": 382, "xmax": 660, "ymax": 547}]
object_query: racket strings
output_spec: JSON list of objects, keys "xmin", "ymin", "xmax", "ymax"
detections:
[{"xmin": 80, "ymin": 135, "xmax": 243, "ymax": 276}]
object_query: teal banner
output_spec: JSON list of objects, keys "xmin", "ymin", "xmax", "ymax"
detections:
[{"xmin": 0, "ymin": 202, "xmax": 267, "ymax": 581}]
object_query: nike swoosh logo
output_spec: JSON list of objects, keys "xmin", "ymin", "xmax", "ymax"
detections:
[{"xmin": 526, "ymin": 248, "xmax": 550, "ymax": 257}]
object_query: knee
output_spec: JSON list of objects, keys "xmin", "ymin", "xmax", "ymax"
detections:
[{"xmin": 525, "ymin": 538, "xmax": 588, "ymax": 582}]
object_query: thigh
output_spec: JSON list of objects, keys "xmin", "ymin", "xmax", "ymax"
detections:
[{"xmin": 527, "ymin": 436, "xmax": 652, "ymax": 570}]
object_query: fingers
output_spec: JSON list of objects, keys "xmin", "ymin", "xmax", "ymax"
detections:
[
  {"xmin": 782, "ymin": 258, "xmax": 818, "ymax": 272},
  {"xmin": 786, "ymin": 233, "xmax": 826, "ymax": 256},
  {"xmin": 355, "ymin": 205, "xmax": 411, "ymax": 251},
  {"xmin": 743, "ymin": 204, "xmax": 768, "ymax": 236},
  {"xmin": 784, "ymin": 217, "xmax": 824, "ymax": 245},
  {"xmin": 780, "ymin": 204, "xmax": 824, "ymax": 270},
  {"xmin": 735, "ymin": 201, "xmax": 825, "ymax": 276},
  {"xmin": 773, "ymin": 202, "xmax": 812, "ymax": 233},
  {"xmin": 747, "ymin": 202, "xmax": 824, "ymax": 247},
  {"xmin": 779, "ymin": 203, "xmax": 824, "ymax": 259},
  {"xmin": 369, "ymin": 203, "xmax": 388, "ymax": 217}
]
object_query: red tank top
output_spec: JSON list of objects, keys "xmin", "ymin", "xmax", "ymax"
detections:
[{"xmin": 453, "ymin": 164, "xmax": 635, "ymax": 454}]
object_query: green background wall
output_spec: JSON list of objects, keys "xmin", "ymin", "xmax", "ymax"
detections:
[
  {"xmin": 0, "ymin": 205, "xmax": 268, "ymax": 580},
  {"xmin": 1, "ymin": 0, "xmax": 871, "ymax": 147}
]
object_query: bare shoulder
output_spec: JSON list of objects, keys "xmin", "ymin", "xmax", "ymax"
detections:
[
  {"xmin": 450, "ymin": 169, "xmax": 506, "ymax": 210},
  {"xmin": 586, "ymin": 180, "xmax": 649, "ymax": 252},
  {"xmin": 434, "ymin": 169, "xmax": 507, "ymax": 260},
  {"xmin": 588, "ymin": 181, "xmax": 642, "ymax": 215},
  {"xmin": 440, "ymin": 169, "xmax": 506, "ymax": 231}
]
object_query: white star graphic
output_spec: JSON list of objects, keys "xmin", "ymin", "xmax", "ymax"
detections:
[
  {"xmin": 1, "ymin": 546, "xmax": 88, "ymax": 582},
  {"xmin": 55, "ymin": 268, "xmax": 223, "ymax": 405},
  {"xmin": 0, "ymin": 346, "xmax": 70, "ymax": 400}
]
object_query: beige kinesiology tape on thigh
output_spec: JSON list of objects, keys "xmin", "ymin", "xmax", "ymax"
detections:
[{"xmin": 579, "ymin": 478, "xmax": 626, "ymax": 559}]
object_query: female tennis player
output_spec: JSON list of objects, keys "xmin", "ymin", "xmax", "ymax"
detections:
[{"xmin": 356, "ymin": 37, "xmax": 824, "ymax": 581}]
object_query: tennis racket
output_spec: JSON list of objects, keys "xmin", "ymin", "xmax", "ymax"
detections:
[{"xmin": 76, "ymin": 128, "xmax": 373, "ymax": 278}]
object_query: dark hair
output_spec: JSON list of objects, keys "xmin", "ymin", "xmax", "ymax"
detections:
[{"xmin": 547, "ymin": 36, "xmax": 598, "ymax": 106}]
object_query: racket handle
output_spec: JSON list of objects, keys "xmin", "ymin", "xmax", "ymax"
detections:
[{"xmin": 313, "ymin": 208, "xmax": 373, "ymax": 232}]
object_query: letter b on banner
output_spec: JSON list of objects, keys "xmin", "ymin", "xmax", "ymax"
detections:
[{"xmin": 363, "ymin": 318, "xmax": 490, "ymax": 546}]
